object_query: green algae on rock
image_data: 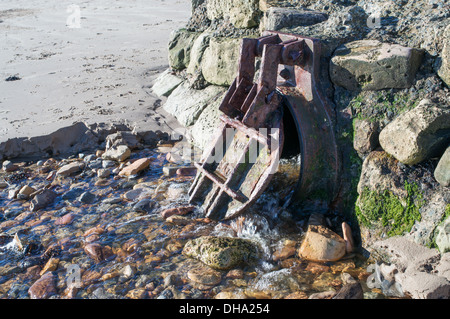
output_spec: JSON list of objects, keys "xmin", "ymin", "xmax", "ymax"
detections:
[{"xmin": 182, "ymin": 236, "xmax": 259, "ymax": 270}]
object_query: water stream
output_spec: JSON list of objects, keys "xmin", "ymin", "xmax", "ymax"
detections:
[{"xmin": 0, "ymin": 144, "xmax": 396, "ymax": 299}]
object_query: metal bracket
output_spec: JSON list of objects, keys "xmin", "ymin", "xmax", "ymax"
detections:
[{"xmin": 188, "ymin": 31, "xmax": 340, "ymax": 220}]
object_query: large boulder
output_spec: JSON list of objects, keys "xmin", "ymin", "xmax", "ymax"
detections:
[
  {"xmin": 330, "ymin": 40, "xmax": 423, "ymax": 91},
  {"xmin": 434, "ymin": 146, "xmax": 450, "ymax": 187},
  {"xmin": 438, "ymin": 24, "xmax": 450, "ymax": 87},
  {"xmin": 379, "ymin": 99, "xmax": 450, "ymax": 165},
  {"xmin": 206, "ymin": 0, "xmax": 260, "ymax": 29},
  {"xmin": 189, "ymin": 91, "xmax": 226, "ymax": 150},
  {"xmin": 163, "ymin": 81, "xmax": 226, "ymax": 127},
  {"xmin": 168, "ymin": 29, "xmax": 199, "ymax": 70},
  {"xmin": 261, "ymin": 7, "xmax": 328, "ymax": 31},
  {"xmin": 200, "ymin": 37, "xmax": 241, "ymax": 87},
  {"xmin": 182, "ymin": 236, "xmax": 259, "ymax": 270},
  {"xmin": 151, "ymin": 69, "xmax": 183, "ymax": 97}
]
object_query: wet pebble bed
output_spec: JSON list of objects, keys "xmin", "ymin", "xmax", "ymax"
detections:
[{"xmin": 0, "ymin": 142, "xmax": 395, "ymax": 299}]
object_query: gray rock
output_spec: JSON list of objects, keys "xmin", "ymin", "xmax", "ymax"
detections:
[
  {"xmin": 168, "ymin": 29, "xmax": 199, "ymax": 70},
  {"xmin": 330, "ymin": 40, "xmax": 423, "ymax": 91},
  {"xmin": 163, "ymin": 81, "xmax": 226, "ymax": 127},
  {"xmin": 435, "ymin": 216, "xmax": 450, "ymax": 254},
  {"xmin": 186, "ymin": 32, "xmax": 212, "ymax": 77},
  {"xmin": 57, "ymin": 161, "xmax": 85, "ymax": 177},
  {"xmin": 379, "ymin": 99, "xmax": 450, "ymax": 165},
  {"xmin": 206, "ymin": 0, "xmax": 260, "ymax": 29},
  {"xmin": 105, "ymin": 131, "xmax": 142, "ymax": 150},
  {"xmin": 30, "ymin": 189, "xmax": 57, "ymax": 212},
  {"xmin": 434, "ymin": 146, "xmax": 450, "ymax": 187},
  {"xmin": 151, "ymin": 69, "xmax": 184, "ymax": 97},
  {"xmin": 261, "ymin": 7, "xmax": 328, "ymax": 31},
  {"xmin": 353, "ymin": 118, "xmax": 380, "ymax": 157},
  {"xmin": 438, "ymin": 24, "xmax": 450, "ymax": 87},
  {"xmin": 102, "ymin": 145, "xmax": 131, "ymax": 162},
  {"xmin": 189, "ymin": 91, "xmax": 226, "ymax": 150},
  {"xmin": 78, "ymin": 191, "xmax": 96, "ymax": 204},
  {"xmin": 371, "ymin": 236, "xmax": 450, "ymax": 299},
  {"xmin": 200, "ymin": 37, "xmax": 241, "ymax": 87},
  {"xmin": 407, "ymin": 191, "xmax": 450, "ymax": 248}
]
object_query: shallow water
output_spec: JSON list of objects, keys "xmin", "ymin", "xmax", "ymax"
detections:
[{"xmin": 0, "ymin": 145, "xmax": 395, "ymax": 299}]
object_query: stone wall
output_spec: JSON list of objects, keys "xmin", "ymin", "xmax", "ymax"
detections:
[{"xmin": 152, "ymin": 0, "xmax": 450, "ymax": 298}]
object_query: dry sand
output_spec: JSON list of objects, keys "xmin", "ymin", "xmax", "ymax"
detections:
[{"xmin": 0, "ymin": 0, "xmax": 191, "ymax": 143}]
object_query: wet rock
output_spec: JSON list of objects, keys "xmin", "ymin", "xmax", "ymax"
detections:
[
  {"xmin": 379, "ymin": 99, "xmax": 450, "ymax": 165},
  {"xmin": 102, "ymin": 145, "xmax": 131, "ymax": 162},
  {"xmin": 84, "ymin": 243, "xmax": 113, "ymax": 263},
  {"xmin": 28, "ymin": 272, "xmax": 57, "ymax": 299},
  {"xmin": 118, "ymin": 158, "xmax": 151, "ymax": 177},
  {"xmin": 30, "ymin": 189, "xmax": 57, "ymax": 212},
  {"xmin": 261, "ymin": 7, "xmax": 328, "ymax": 31},
  {"xmin": 39, "ymin": 258, "xmax": 59, "ymax": 276},
  {"xmin": 161, "ymin": 206, "xmax": 195, "ymax": 220},
  {"xmin": 57, "ymin": 161, "xmax": 85, "ymax": 177},
  {"xmin": 330, "ymin": 40, "xmax": 423, "ymax": 91},
  {"xmin": 55, "ymin": 213, "xmax": 76, "ymax": 226},
  {"xmin": 298, "ymin": 225, "xmax": 346, "ymax": 262},
  {"xmin": 18, "ymin": 185, "xmax": 36, "ymax": 199},
  {"xmin": 97, "ymin": 168, "xmax": 111, "ymax": 178},
  {"xmin": 176, "ymin": 167, "xmax": 197, "ymax": 177},
  {"xmin": 78, "ymin": 191, "xmax": 96, "ymax": 204},
  {"xmin": 272, "ymin": 239, "xmax": 297, "ymax": 261},
  {"xmin": 182, "ymin": 236, "xmax": 259, "ymax": 270},
  {"xmin": 308, "ymin": 291, "xmax": 336, "ymax": 299},
  {"xmin": 434, "ymin": 146, "xmax": 450, "ymax": 187},
  {"xmin": 333, "ymin": 273, "xmax": 363, "ymax": 299},
  {"xmin": 0, "ymin": 181, "xmax": 8, "ymax": 189},
  {"xmin": 187, "ymin": 266, "xmax": 223, "ymax": 287},
  {"xmin": 61, "ymin": 187, "xmax": 84, "ymax": 201}
]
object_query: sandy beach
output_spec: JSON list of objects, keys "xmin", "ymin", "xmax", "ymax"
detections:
[{"xmin": 0, "ymin": 0, "xmax": 191, "ymax": 143}]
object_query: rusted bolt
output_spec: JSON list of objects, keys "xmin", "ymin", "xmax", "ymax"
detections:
[{"xmin": 279, "ymin": 68, "xmax": 291, "ymax": 80}]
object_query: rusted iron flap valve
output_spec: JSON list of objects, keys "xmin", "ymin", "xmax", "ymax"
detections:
[{"xmin": 188, "ymin": 31, "xmax": 340, "ymax": 221}]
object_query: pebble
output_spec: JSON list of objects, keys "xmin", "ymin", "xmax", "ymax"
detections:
[
  {"xmin": 160, "ymin": 206, "xmax": 195, "ymax": 219},
  {"xmin": 97, "ymin": 168, "xmax": 112, "ymax": 178},
  {"xmin": 28, "ymin": 272, "xmax": 57, "ymax": 299},
  {"xmin": 30, "ymin": 189, "xmax": 57, "ymax": 212},
  {"xmin": 57, "ymin": 161, "xmax": 85, "ymax": 177},
  {"xmin": 0, "ymin": 182, "xmax": 8, "ymax": 189},
  {"xmin": 2, "ymin": 160, "xmax": 18, "ymax": 172},
  {"xmin": 78, "ymin": 191, "xmax": 96, "ymax": 204},
  {"xmin": 187, "ymin": 266, "xmax": 223, "ymax": 286},
  {"xmin": 118, "ymin": 158, "xmax": 152, "ymax": 176}
]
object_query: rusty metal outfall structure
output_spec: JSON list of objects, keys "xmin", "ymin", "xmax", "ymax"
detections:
[{"xmin": 188, "ymin": 31, "xmax": 340, "ymax": 221}]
